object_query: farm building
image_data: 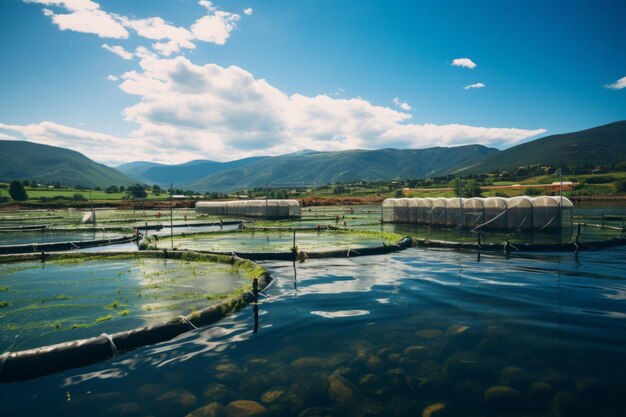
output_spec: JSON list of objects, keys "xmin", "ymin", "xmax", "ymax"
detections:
[{"xmin": 196, "ymin": 199, "xmax": 301, "ymax": 220}]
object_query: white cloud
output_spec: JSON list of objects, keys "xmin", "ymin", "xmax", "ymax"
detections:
[
  {"xmin": 191, "ymin": 11, "xmax": 240, "ymax": 45},
  {"xmin": 107, "ymin": 56, "xmax": 544, "ymax": 163},
  {"xmin": 198, "ymin": 1, "xmax": 216, "ymax": 12},
  {"xmin": 243, "ymin": 8, "xmax": 253, "ymax": 15},
  {"xmin": 0, "ymin": 121, "xmax": 153, "ymax": 165},
  {"xmin": 26, "ymin": 0, "xmax": 242, "ymax": 53},
  {"xmin": 134, "ymin": 46, "xmax": 158, "ymax": 59},
  {"xmin": 392, "ymin": 97, "xmax": 412, "ymax": 111},
  {"xmin": 464, "ymin": 82, "xmax": 485, "ymax": 90},
  {"xmin": 604, "ymin": 76, "xmax": 626, "ymax": 90},
  {"xmin": 2, "ymin": 57, "xmax": 545, "ymax": 164},
  {"xmin": 122, "ymin": 17, "xmax": 196, "ymax": 56},
  {"xmin": 0, "ymin": 132, "xmax": 19, "ymax": 141},
  {"xmin": 451, "ymin": 57, "xmax": 477, "ymax": 69},
  {"xmin": 101, "ymin": 43, "xmax": 133, "ymax": 60},
  {"xmin": 106, "ymin": 74, "xmax": 118, "ymax": 81},
  {"xmin": 27, "ymin": 0, "xmax": 129, "ymax": 38}
]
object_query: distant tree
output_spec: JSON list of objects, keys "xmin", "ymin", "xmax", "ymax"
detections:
[
  {"xmin": 9, "ymin": 180, "xmax": 28, "ymax": 201},
  {"xmin": 152, "ymin": 185, "xmax": 161, "ymax": 192},
  {"xmin": 126, "ymin": 184, "xmax": 147, "ymax": 199},
  {"xmin": 94, "ymin": 187, "xmax": 102, "ymax": 191},
  {"xmin": 22, "ymin": 180, "xmax": 30, "ymax": 187},
  {"xmin": 105, "ymin": 185, "xmax": 119, "ymax": 194},
  {"xmin": 72, "ymin": 193, "xmax": 86, "ymax": 201},
  {"xmin": 119, "ymin": 186, "xmax": 125, "ymax": 192},
  {"xmin": 615, "ymin": 180, "xmax": 626, "ymax": 194},
  {"xmin": 450, "ymin": 179, "xmax": 482, "ymax": 198}
]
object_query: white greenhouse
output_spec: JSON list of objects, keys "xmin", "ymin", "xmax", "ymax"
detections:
[
  {"xmin": 196, "ymin": 199, "xmax": 301, "ymax": 220},
  {"xmin": 382, "ymin": 196, "xmax": 573, "ymax": 231}
]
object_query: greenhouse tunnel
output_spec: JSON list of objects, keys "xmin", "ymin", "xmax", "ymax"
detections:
[
  {"xmin": 382, "ymin": 196, "xmax": 574, "ymax": 231},
  {"xmin": 196, "ymin": 199, "xmax": 301, "ymax": 220}
]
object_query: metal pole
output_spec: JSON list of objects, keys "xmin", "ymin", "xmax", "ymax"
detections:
[
  {"xmin": 170, "ymin": 182, "xmax": 173, "ymax": 249},
  {"xmin": 559, "ymin": 168, "xmax": 563, "ymax": 233},
  {"xmin": 459, "ymin": 176, "xmax": 464, "ymax": 229},
  {"xmin": 265, "ymin": 180, "xmax": 269, "ymax": 221}
]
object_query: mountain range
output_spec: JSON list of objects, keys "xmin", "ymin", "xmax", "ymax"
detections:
[
  {"xmin": 0, "ymin": 140, "xmax": 134, "ymax": 188},
  {"xmin": 1, "ymin": 121, "xmax": 624, "ymax": 191}
]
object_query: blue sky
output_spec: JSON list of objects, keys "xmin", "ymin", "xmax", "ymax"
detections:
[{"xmin": 0, "ymin": 0, "xmax": 624, "ymax": 165}]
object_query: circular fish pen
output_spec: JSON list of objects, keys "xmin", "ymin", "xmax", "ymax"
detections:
[{"xmin": 0, "ymin": 250, "xmax": 270, "ymax": 383}]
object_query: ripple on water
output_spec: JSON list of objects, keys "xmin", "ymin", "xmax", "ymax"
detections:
[{"xmin": 1, "ymin": 247, "xmax": 625, "ymax": 417}]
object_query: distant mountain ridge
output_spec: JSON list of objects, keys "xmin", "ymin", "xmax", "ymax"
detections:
[
  {"xmin": 3, "ymin": 121, "xmax": 624, "ymax": 192},
  {"xmin": 0, "ymin": 140, "xmax": 135, "ymax": 188},
  {"xmin": 186, "ymin": 145, "xmax": 497, "ymax": 191},
  {"xmin": 454, "ymin": 121, "xmax": 626, "ymax": 174}
]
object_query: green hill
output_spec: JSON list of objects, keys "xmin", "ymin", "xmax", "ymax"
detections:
[
  {"xmin": 0, "ymin": 140, "xmax": 135, "ymax": 188},
  {"xmin": 454, "ymin": 121, "xmax": 626, "ymax": 174},
  {"xmin": 188, "ymin": 145, "xmax": 497, "ymax": 191}
]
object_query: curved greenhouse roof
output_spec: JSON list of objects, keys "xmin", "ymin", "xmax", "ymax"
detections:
[
  {"xmin": 382, "ymin": 196, "xmax": 573, "ymax": 231},
  {"xmin": 196, "ymin": 199, "xmax": 301, "ymax": 219}
]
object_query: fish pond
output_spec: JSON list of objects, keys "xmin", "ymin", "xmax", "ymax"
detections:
[
  {"xmin": 1, "ymin": 245, "xmax": 625, "ymax": 417},
  {"xmin": 0, "ymin": 255, "xmax": 252, "ymax": 352}
]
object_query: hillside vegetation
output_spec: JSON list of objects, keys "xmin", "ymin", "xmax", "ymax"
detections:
[{"xmin": 0, "ymin": 140, "xmax": 134, "ymax": 188}]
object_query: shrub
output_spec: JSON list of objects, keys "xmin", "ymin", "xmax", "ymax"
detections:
[
  {"xmin": 9, "ymin": 181, "xmax": 28, "ymax": 201},
  {"xmin": 615, "ymin": 180, "xmax": 626, "ymax": 194}
]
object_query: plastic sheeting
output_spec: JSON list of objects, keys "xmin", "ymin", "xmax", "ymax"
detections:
[
  {"xmin": 196, "ymin": 199, "xmax": 301, "ymax": 219},
  {"xmin": 382, "ymin": 196, "xmax": 573, "ymax": 231}
]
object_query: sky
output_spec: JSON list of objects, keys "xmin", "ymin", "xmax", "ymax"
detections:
[{"xmin": 0, "ymin": 0, "xmax": 625, "ymax": 166}]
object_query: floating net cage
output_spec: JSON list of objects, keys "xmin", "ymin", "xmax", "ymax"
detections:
[
  {"xmin": 382, "ymin": 196, "xmax": 574, "ymax": 232},
  {"xmin": 196, "ymin": 199, "xmax": 301, "ymax": 220}
]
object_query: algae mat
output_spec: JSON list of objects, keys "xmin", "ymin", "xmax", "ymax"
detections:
[{"xmin": 0, "ymin": 257, "xmax": 251, "ymax": 352}]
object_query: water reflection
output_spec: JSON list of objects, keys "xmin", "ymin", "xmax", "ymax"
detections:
[{"xmin": 1, "ymin": 247, "xmax": 625, "ymax": 417}]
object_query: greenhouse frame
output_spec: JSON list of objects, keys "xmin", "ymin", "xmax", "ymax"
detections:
[
  {"xmin": 382, "ymin": 196, "xmax": 573, "ymax": 231},
  {"xmin": 196, "ymin": 199, "xmax": 301, "ymax": 220}
]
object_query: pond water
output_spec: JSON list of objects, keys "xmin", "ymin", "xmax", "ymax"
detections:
[
  {"xmin": 154, "ymin": 230, "xmax": 396, "ymax": 253},
  {"xmin": 0, "ymin": 231, "xmax": 124, "ymax": 246},
  {"xmin": 0, "ymin": 258, "xmax": 250, "ymax": 352},
  {"xmin": 1, "ymin": 246, "xmax": 625, "ymax": 417}
]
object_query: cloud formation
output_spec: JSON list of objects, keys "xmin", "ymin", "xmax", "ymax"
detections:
[
  {"xmin": 26, "ymin": 0, "xmax": 242, "ymax": 55},
  {"xmin": 101, "ymin": 44, "xmax": 132, "ymax": 60},
  {"xmin": 451, "ymin": 57, "xmax": 477, "ymax": 69},
  {"xmin": 2, "ymin": 56, "xmax": 544, "ymax": 165},
  {"xmin": 243, "ymin": 8, "xmax": 253, "ymax": 16},
  {"xmin": 604, "ymin": 76, "xmax": 626, "ymax": 90},
  {"xmin": 464, "ymin": 82, "xmax": 485, "ymax": 90},
  {"xmin": 392, "ymin": 97, "xmax": 412, "ymax": 111}
]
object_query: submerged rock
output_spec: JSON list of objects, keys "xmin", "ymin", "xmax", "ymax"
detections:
[
  {"xmin": 422, "ymin": 402, "xmax": 446, "ymax": 417},
  {"xmin": 290, "ymin": 357, "xmax": 337, "ymax": 372},
  {"xmin": 203, "ymin": 383, "xmax": 236, "ymax": 403},
  {"xmin": 290, "ymin": 374, "xmax": 330, "ymax": 406},
  {"xmin": 403, "ymin": 345, "xmax": 430, "ymax": 359},
  {"xmin": 155, "ymin": 389, "xmax": 198, "ymax": 410},
  {"xmin": 137, "ymin": 384, "xmax": 166, "ymax": 399},
  {"xmin": 366, "ymin": 356, "xmax": 385, "ymax": 372},
  {"xmin": 527, "ymin": 381, "xmax": 555, "ymax": 403},
  {"xmin": 484, "ymin": 385, "xmax": 525, "ymax": 412},
  {"xmin": 260, "ymin": 388, "xmax": 288, "ymax": 404},
  {"xmin": 499, "ymin": 366, "xmax": 533, "ymax": 391},
  {"xmin": 416, "ymin": 329, "xmax": 443, "ymax": 339},
  {"xmin": 328, "ymin": 373, "xmax": 359, "ymax": 405},
  {"xmin": 444, "ymin": 324, "xmax": 469, "ymax": 336},
  {"xmin": 224, "ymin": 400, "xmax": 268, "ymax": 417},
  {"xmin": 297, "ymin": 407, "xmax": 333, "ymax": 417},
  {"xmin": 186, "ymin": 402, "xmax": 225, "ymax": 417},
  {"xmin": 245, "ymin": 358, "xmax": 272, "ymax": 372},
  {"xmin": 443, "ymin": 351, "xmax": 495, "ymax": 382}
]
